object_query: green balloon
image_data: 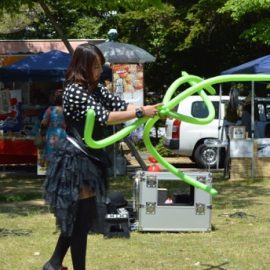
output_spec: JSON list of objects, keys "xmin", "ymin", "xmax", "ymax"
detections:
[{"xmin": 84, "ymin": 72, "xmax": 270, "ymax": 196}]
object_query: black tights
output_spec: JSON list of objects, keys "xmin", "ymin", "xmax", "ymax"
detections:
[{"xmin": 49, "ymin": 197, "xmax": 96, "ymax": 270}]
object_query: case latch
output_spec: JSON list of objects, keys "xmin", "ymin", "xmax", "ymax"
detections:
[
  {"xmin": 146, "ymin": 175, "xmax": 157, "ymax": 188},
  {"xmin": 146, "ymin": 202, "xmax": 156, "ymax": 214},
  {"xmin": 195, "ymin": 203, "xmax": 206, "ymax": 215}
]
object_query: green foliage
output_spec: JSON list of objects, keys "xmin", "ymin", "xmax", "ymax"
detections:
[
  {"xmin": 68, "ymin": 17, "xmax": 104, "ymax": 39},
  {"xmin": 218, "ymin": 0, "xmax": 270, "ymax": 46},
  {"xmin": 0, "ymin": 3, "xmax": 41, "ymax": 34},
  {"xmin": 0, "ymin": 0, "xmax": 34, "ymax": 14},
  {"xmin": 0, "ymin": 0, "xmax": 162, "ymax": 14},
  {"xmin": 178, "ymin": 0, "xmax": 226, "ymax": 51},
  {"xmin": 80, "ymin": 0, "xmax": 163, "ymax": 10},
  {"xmin": 155, "ymin": 137, "xmax": 178, "ymax": 157},
  {"xmin": 219, "ymin": 0, "xmax": 270, "ymax": 21},
  {"xmin": 240, "ymin": 18, "xmax": 270, "ymax": 46}
]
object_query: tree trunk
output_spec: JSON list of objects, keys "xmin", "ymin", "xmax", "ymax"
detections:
[{"xmin": 37, "ymin": 0, "xmax": 74, "ymax": 54}]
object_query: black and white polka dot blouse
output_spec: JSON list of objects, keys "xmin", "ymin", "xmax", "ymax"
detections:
[{"xmin": 63, "ymin": 83, "xmax": 128, "ymax": 126}]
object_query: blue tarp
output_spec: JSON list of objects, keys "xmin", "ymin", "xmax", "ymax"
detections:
[
  {"xmin": 0, "ymin": 50, "xmax": 71, "ymax": 82},
  {"xmin": 221, "ymin": 55, "xmax": 270, "ymax": 74}
]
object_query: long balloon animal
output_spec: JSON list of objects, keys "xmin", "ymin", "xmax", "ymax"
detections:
[{"xmin": 84, "ymin": 71, "xmax": 270, "ymax": 196}]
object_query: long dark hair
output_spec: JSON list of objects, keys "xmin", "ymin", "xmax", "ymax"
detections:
[
  {"xmin": 65, "ymin": 43, "xmax": 105, "ymax": 90},
  {"xmin": 228, "ymin": 87, "xmax": 240, "ymax": 112},
  {"xmin": 225, "ymin": 87, "xmax": 240, "ymax": 122},
  {"xmin": 54, "ymin": 89, "xmax": 63, "ymax": 106}
]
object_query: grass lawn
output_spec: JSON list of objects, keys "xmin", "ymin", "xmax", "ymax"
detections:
[{"xmin": 0, "ymin": 171, "xmax": 270, "ymax": 270}]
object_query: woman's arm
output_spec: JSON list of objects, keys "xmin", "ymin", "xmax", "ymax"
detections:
[
  {"xmin": 40, "ymin": 107, "xmax": 51, "ymax": 131},
  {"xmin": 106, "ymin": 103, "xmax": 162, "ymax": 125}
]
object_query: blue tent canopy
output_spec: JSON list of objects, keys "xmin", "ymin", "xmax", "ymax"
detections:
[
  {"xmin": 0, "ymin": 50, "xmax": 71, "ymax": 82},
  {"xmin": 221, "ymin": 55, "xmax": 270, "ymax": 75}
]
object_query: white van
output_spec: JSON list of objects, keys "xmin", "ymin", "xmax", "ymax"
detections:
[{"xmin": 164, "ymin": 95, "xmax": 229, "ymax": 168}]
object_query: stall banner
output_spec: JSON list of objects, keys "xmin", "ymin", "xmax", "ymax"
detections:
[
  {"xmin": 112, "ymin": 64, "xmax": 144, "ymax": 106},
  {"xmin": 230, "ymin": 139, "xmax": 253, "ymax": 158},
  {"xmin": 256, "ymin": 138, "xmax": 270, "ymax": 157},
  {"xmin": 0, "ymin": 89, "xmax": 22, "ymax": 132}
]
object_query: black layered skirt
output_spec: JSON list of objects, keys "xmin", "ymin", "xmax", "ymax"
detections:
[{"xmin": 43, "ymin": 139, "xmax": 107, "ymax": 236}]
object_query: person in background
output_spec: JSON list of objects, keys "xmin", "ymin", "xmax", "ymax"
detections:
[
  {"xmin": 40, "ymin": 89, "xmax": 66, "ymax": 164},
  {"xmin": 224, "ymin": 87, "xmax": 242, "ymax": 129},
  {"xmin": 42, "ymin": 43, "xmax": 161, "ymax": 270},
  {"xmin": 223, "ymin": 87, "xmax": 242, "ymax": 178},
  {"xmin": 100, "ymin": 62, "xmax": 113, "ymax": 91},
  {"xmin": 241, "ymin": 92, "xmax": 253, "ymax": 138}
]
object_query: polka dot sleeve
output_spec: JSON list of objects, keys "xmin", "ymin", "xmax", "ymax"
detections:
[
  {"xmin": 63, "ymin": 83, "xmax": 128, "ymax": 126},
  {"xmin": 95, "ymin": 85, "xmax": 128, "ymax": 112}
]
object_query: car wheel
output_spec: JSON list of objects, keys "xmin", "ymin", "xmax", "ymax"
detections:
[{"xmin": 194, "ymin": 143, "xmax": 218, "ymax": 168}]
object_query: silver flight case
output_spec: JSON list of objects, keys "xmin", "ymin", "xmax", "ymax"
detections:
[{"xmin": 133, "ymin": 170, "xmax": 212, "ymax": 232}]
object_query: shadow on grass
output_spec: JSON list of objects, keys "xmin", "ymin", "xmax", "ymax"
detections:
[
  {"xmin": 0, "ymin": 173, "xmax": 48, "ymax": 216},
  {"xmin": 0, "ymin": 202, "xmax": 49, "ymax": 217},
  {"xmin": 213, "ymin": 175, "xmax": 270, "ymax": 209},
  {"xmin": 0, "ymin": 227, "xmax": 33, "ymax": 237},
  {"xmin": 0, "ymin": 175, "xmax": 44, "ymax": 200},
  {"xmin": 201, "ymin": 261, "xmax": 229, "ymax": 270},
  {"xmin": 1, "ymin": 171, "xmax": 270, "ymax": 216}
]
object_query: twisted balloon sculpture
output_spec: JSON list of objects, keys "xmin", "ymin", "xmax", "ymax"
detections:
[{"xmin": 84, "ymin": 71, "xmax": 270, "ymax": 196}]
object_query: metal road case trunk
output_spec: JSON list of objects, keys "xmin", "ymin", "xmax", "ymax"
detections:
[{"xmin": 133, "ymin": 171, "xmax": 212, "ymax": 232}]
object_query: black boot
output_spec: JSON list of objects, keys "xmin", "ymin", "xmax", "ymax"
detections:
[{"xmin": 42, "ymin": 261, "xmax": 61, "ymax": 270}]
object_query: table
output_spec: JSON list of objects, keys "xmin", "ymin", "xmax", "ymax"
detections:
[{"xmin": 0, "ymin": 137, "xmax": 37, "ymax": 165}]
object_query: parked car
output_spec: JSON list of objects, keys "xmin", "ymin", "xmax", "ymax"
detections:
[{"xmin": 164, "ymin": 95, "xmax": 229, "ymax": 168}]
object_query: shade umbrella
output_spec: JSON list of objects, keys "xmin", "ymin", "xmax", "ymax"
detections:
[{"xmin": 96, "ymin": 41, "xmax": 156, "ymax": 64}]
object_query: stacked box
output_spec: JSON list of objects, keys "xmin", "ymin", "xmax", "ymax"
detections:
[
  {"xmin": 255, "ymin": 158, "xmax": 270, "ymax": 178},
  {"xmin": 230, "ymin": 139, "xmax": 270, "ymax": 180},
  {"xmin": 230, "ymin": 158, "xmax": 253, "ymax": 180},
  {"xmin": 133, "ymin": 170, "xmax": 212, "ymax": 232},
  {"xmin": 254, "ymin": 139, "xmax": 270, "ymax": 178}
]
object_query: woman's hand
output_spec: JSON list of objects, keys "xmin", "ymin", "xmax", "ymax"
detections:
[{"xmin": 142, "ymin": 103, "xmax": 163, "ymax": 118}]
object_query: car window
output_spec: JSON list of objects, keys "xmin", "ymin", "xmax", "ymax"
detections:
[{"xmin": 191, "ymin": 101, "xmax": 219, "ymax": 119}]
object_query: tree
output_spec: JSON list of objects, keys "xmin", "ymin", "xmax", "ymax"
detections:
[
  {"xmin": 219, "ymin": 0, "xmax": 270, "ymax": 46},
  {"xmin": 0, "ymin": 0, "xmax": 162, "ymax": 53},
  {"xmin": 0, "ymin": 3, "xmax": 41, "ymax": 34},
  {"xmin": 0, "ymin": 0, "xmax": 162, "ymax": 13}
]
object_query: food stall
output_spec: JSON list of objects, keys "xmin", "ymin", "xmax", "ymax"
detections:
[
  {"xmin": 0, "ymin": 88, "xmax": 37, "ymax": 165},
  {"xmin": 0, "ymin": 50, "xmax": 70, "ymax": 172}
]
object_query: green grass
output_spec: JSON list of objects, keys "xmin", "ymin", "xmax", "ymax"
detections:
[{"xmin": 0, "ymin": 172, "xmax": 270, "ymax": 269}]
